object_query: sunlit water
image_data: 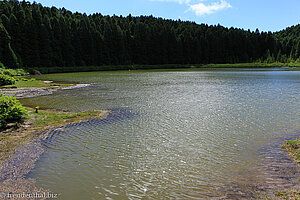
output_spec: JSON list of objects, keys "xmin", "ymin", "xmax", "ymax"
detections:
[{"xmin": 22, "ymin": 69, "xmax": 300, "ymax": 199}]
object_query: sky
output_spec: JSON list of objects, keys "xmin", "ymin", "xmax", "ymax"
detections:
[{"xmin": 27, "ymin": 0, "xmax": 300, "ymax": 32}]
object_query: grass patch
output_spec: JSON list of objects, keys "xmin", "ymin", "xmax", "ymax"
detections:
[
  {"xmin": 28, "ymin": 107, "xmax": 108, "ymax": 129},
  {"xmin": 281, "ymin": 139, "xmax": 300, "ymax": 163},
  {"xmin": 274, "ymin": 190, "xmax": 300, "ymax": 200},
  {"xmin": 1, "ymin": 78, "xmax": 72, "ymax": 88}
]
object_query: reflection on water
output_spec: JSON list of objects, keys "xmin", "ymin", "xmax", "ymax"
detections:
[{"xmin": 23, "ymin": 69, "xmax": 300, "ymax": 199}]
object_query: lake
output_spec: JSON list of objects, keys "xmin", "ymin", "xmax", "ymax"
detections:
[{"xmin": 21, "ymin": 69, "xmax": 300, "ymax": 199}]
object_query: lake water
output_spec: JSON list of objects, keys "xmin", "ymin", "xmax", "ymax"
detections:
[{"xmin": 22, "ymin": 69, "xmax": 300, "ymax": 199}]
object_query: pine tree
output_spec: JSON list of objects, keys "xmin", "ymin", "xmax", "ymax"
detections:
[{"xmin": 0, "ymin": 23, "xmax": 19, "ymax": 67}]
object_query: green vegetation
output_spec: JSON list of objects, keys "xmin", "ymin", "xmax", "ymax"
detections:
[
  {"xmin": 274, "ymin": 25, "xmax": 300, "ymax": 63},
  {"xmin": 0, "ymin": 74, "xmax": 15, "ymax": 86},
  {"xmin": 2, "ymin": 78, "xmax": 72, "ymax": 88},
  {"xmin": 30, "ymin": 63, "xmax": 300, "ymax": 74},
  {"xmin": 32, "ymin": 64, "xmax": 194, "ymax": 74},
  {"xmin": 282, "ymin": 139, "xmax": 300, "ymax": 163},
  {"xmin": 200, "ymin": 62, "xmax": 300, "ymax": 68},
  {"xmin": 0, "ymin": 1, "xmax": 299, "ymax": 72},
  {"xmin": 0, "ymin": 67, "xmax": 29, "ymax": 86},
  {"xmin": 274, "ymin": 190, "xmax": 300, "ymax": 200},
  {"xmin": 0, "ymin": 93, "xmax": 27, "ymax": 128},
  {"xmin": 0, "ymin": 68, "xmax": 28, "ymax": 76},
  {"xmin": 0, "ymin": 66, "xmax": 73, "ymax": 130},
  {"xmin": 0, "ymin": 66, "xmax": 72, "ymax": 88},
  {"xmin": 29, "ymin": 108, "xmax": 107, "ymax": 128}
]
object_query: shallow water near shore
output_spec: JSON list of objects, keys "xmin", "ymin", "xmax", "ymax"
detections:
[{"xmin": 21, "ymin": 69, "xmax": 300, "ymax": 199}]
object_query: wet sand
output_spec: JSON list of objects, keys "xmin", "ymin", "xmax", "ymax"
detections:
[
  {"xmin": 0, "ymin": 84, "xmax": 90, "ymax": 99},
  {"xmin": 0, "ymin": 138, "xmax": 49, "ymax": 199}
]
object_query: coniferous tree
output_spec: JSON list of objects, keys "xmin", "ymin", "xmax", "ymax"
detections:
[
  {"xmin": 0, "ymin": 1, "xmax": 298, "ymax": 69},
  {"xmin": 0, "ymin": 22, "xmax": 19, "ymax": 67}
]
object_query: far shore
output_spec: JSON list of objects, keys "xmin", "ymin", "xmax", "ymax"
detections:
[{"xmin": 29, "ymin": 62, "xmax": 300, "ymax": 74}]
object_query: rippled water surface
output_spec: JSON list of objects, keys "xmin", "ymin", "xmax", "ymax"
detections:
[{"xmin": 22, "ymin": 69, "xmax": 300, "ymax": 199}]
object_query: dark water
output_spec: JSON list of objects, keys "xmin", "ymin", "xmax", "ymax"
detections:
[{"xmin": 21, "ymin": 69, "xmax": 300, "ymax": 199}]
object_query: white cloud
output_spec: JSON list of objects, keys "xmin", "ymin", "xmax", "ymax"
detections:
[
  {"xmin": 189, "ymin": 0, "xmax": 232, "ymax": 16},
  {"xmin": 150, "ymin": 0, "xmax": 191, "ymax": 4},
  {"xmin": 150, "ymin": 0, "xmax": 232, "ymax": 16}
]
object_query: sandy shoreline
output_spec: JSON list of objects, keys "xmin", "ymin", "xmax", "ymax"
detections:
[{"xmin": 0, "ymin": 84, "xmax": 91, "ymax": 99}]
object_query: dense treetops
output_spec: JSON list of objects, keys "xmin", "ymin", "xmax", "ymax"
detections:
[
  {"xmin": 274, "ymin": 24, "xmax": 300, "ymax": 61},
  {"xmin": 0, "ymin": 0, "xmax": 299, "ymax": 69}
]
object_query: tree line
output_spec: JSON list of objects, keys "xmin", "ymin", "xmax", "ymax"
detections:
[{"xmin": 0, "ymin": 0, "xmax": 299, "ymax": 69}]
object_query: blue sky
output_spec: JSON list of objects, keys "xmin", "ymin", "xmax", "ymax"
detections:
[{"xmin": 28, "ymin": 0, "xmax": 300, "ymax": 32}]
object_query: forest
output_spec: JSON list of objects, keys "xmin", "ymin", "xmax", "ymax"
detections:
[{"xmin": 0, "ymin": 0, "xmax": 299, "ymax": 71}]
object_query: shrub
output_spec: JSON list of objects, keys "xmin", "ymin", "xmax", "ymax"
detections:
[
  {"xmin": 1, "ymin": 69, "xmax": 16, "ymax": 76},
  {"xmin": 0, "ymin": 74, "xmax": 15, "ymax": 86},
  {"xmin": 0, "ymin": 93, "xmax": 27, "ymax": 128},
  {"xmin": 0, "ymin": 68, "xmax": 29, "ymax": 76},
  {"xmin": 14, "ymin": 68, "xmax": 29, "ymax": 76}
]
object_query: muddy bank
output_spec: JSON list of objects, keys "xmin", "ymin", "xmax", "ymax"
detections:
[
  {"xmin": 0, "ymin": 84, "xmax": 90, "ymax": 99},
  {"xmin": 0, "ymin": 138, "xmax": 49, "ymax": 199},
  {"xmin": 0, "ymin": 129, "xmax": 77, "ymax": 199}
]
